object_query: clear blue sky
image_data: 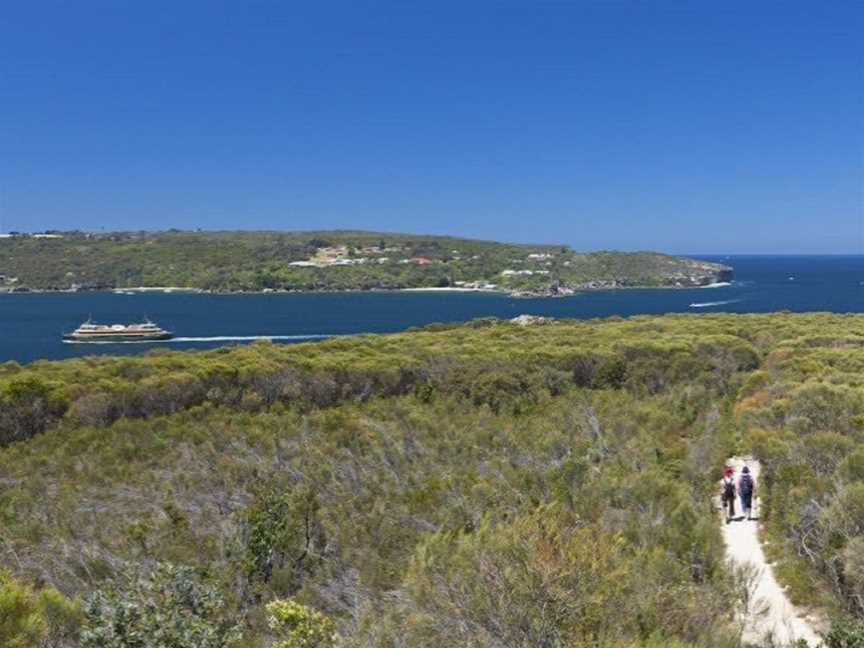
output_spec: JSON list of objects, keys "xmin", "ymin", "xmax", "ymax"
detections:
[{"xmin": 2, "ymin": 2, "xmax": 861, "ymax": 254}]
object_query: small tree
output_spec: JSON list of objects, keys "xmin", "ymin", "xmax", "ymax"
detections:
[
  {"xmin": 0, "ymin": 569, "xmax": 82, "ymax": 648},
  {"xmin": 266, "ymin": 598, "xmax": 336, "ymax": 648},
  {"xmin": 0, "ymin": 570, "xmax": 44, "ymax": 648}
]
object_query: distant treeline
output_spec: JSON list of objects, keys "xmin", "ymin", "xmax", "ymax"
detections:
[{"xmin": 0, "ymin": 316, "xmax": 757, "ymax": 447}]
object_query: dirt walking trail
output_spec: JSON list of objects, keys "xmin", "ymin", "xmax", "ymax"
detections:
[{"xmin": 722, "ymin": 456, "xmax": 823, "ymax": 646}]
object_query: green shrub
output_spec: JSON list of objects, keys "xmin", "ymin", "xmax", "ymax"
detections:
[
  {"xmin": 243, "ymin": 486, "xmax": 324, "ymax": 592},
  {"xmin": 823, "ymin": 618, "xmax": 864, "ymax": 648},
  {"xmin": 81, "ymin": 563, "xmax": 241, "ymax": 647},
  {"xmin": 266, "ymin": 598, "xmax": 336, "ymax": 648},
  {"xmin": 0, "ymin": 569, "xmax": 82, "ymax": 647}
]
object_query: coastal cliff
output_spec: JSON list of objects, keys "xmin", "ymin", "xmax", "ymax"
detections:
[{"xmin": 0, "ymin": 230, "xmax": 731, "ymax": 296}]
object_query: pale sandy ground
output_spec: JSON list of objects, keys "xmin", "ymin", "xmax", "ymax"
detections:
[{"xmin": 722, "ymin": 456, "xmax": 824, "ymax": 647}]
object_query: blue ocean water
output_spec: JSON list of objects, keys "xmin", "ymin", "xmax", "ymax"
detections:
[{"xmin": 0, "ymin": 255, "xmax": 862, "ymax": 365}]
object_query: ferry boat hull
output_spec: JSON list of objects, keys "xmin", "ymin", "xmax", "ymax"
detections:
[
  {"xmin": 62, "ymin": 319, "xmax": 173, "ymax": 342},
  {"xmin": 63, "ymin": 331, "xmax": 173, "ymax": 342}
]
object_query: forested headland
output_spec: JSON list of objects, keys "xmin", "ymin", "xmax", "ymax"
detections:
[
  {"xmin": 0, "ymin": 230, "xmax": 731, "ymax": 295},
  {"xmin": 1, "ymin": 313, "xmax": 862, "ymax": 646}
]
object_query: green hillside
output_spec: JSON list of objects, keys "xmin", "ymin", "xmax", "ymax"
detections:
[
  {"xmin": 2, "ymin": 313, "xmax": 863, "ymax": 646},
  {"xmin": 0, "ymin": 230, "xmax": 731, "ymax": 294}
]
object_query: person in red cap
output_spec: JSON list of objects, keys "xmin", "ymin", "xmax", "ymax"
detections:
[{"xmin": 721, "ymin": 466, "xmax": 736, "ymax": 524}]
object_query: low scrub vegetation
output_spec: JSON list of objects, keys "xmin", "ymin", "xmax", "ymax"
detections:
[{"xmin": 2, "ymin": 312, "xmax": 862, "ymax": 645}]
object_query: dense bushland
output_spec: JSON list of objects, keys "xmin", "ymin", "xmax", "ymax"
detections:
[
  {"xmin": 4, "ymin": 312, "xmax": 864, "ymax": 645},
  {"xmin": 735, "ymin": 328, "xmax": 864, "ymax": 629},
  {"xmin": 0, "ymin": 315, "xmax": 759, "ymax": 447},
  {"xmin": 0, "ymin": 391, "xmax": 740, "ymax": 646}
]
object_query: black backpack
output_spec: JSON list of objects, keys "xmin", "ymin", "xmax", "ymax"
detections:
[
  {"xmin": 723, "ymin": 478, "xmax": 734, "ymax": 499},
  {"xmin": 739, "ymin": 474, "xmax": 753, "ymax": 497}
]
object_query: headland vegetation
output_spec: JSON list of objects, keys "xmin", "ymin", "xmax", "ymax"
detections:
[{"xmin": 0, "ymin": 230, "xmax": 732, "ymax": 297}]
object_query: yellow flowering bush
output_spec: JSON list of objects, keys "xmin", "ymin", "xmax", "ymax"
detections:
[{"xmin": 266, "ymin": 598, "xmax": 336, "ymax": 648}]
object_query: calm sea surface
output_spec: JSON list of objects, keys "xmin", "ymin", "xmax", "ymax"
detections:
[{"xmin": 1, "ymin": 255, "xmax": 862, "ymax": 365}]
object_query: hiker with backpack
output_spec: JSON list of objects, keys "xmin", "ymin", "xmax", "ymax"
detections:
[
  {"xmin": 721, "ymin": 466, "xmax": 736, "ymax": 524},
  {"xmin": 738, "ymin": 466, "xmax": 756, "ymax": 520}
]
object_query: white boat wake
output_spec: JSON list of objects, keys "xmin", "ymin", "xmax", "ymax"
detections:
[
  {"xmin": 689, "ymin": 299, "xmax": 742, "ymax": 308},
  {"xmin": 169, "ymin": 335, "xmax": 333, "ymax": 342},
  {"xmin": 63, "ymin": 334, "xmax": 334, "ymax": 344}
]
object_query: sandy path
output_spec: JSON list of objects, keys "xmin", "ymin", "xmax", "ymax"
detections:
[{"xmin": 721, "ymin": 456, "xmax": 822, "ymax": 647}]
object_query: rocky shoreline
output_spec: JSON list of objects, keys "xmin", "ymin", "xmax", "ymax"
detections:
[{"xmin": 0, "ymin": 274, "xmax": 734, "ymax": 299}]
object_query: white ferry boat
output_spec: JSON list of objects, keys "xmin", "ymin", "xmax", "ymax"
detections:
[{"xmin": 63, "ymin": 319, "xmax": 173, "ymax": 342}]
